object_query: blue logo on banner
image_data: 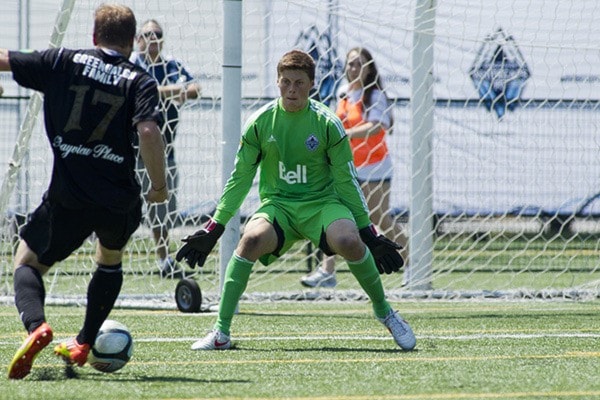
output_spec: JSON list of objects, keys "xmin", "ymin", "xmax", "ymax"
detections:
[
  {"xmin": 469, "ymin": 28, "xmax": 530, "ymax": 119},
  {"xmin": 295, "ymin": 25, "xmax": 343, "ymax": 107}
]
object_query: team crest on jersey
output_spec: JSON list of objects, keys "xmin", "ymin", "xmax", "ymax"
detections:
[{"xmin": 305, "ymin": 134, "xmax": 319, "ymax": 151}]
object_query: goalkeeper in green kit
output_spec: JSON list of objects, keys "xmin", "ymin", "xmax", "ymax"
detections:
[{"xmin": 176, "ymin": 49, "xmax": 416, "ymax": 351}]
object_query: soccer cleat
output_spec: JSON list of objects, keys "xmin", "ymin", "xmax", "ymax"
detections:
[
  {"xmin": 8, "ymin": 322, "xmax": 54, "ymax": 379},
  {"xmin": 159, "ymin": 256, "xmax": 184, "ymax": 279},
  {"xmin": 54, "ymin": 337, "xmax": 91, "ymax": 367},
  {"xmin": 191, "ymin": 330, "xmax": 231, "ymax": 350},
  {"xmin": 300, "ymin": 268, "xmax": 337, "ymax": 288},
  {"xmin": 378, "ymin": 310, "xmax": 416, "ymax": 350}
]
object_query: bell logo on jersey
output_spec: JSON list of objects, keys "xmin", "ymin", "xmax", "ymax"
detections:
[{"xmin": 279, "ymin": 162, "xmax": 307, "ymax": 184}]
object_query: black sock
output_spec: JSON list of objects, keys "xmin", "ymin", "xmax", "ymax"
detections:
[
  {"xmin": 77, "ymin": 263, "xmax": 123, "ymax": 345},
  {"xmin": 14, "ymin": 265, "xmax": 46, "ymax": 333}
]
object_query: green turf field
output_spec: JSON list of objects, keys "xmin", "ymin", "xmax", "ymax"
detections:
[{"xmin": 1, "ymin": 300, "xmax": 599, "ymax": 399}]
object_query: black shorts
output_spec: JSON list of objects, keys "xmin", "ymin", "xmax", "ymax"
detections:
[{"xmin": 20, "ymin": 198, "xmax": 142, "ymax": 266}]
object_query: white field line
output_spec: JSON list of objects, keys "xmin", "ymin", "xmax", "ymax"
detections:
[{"xmin": 2, "ymin": 332, "xmax": 599, "ymax": 347}]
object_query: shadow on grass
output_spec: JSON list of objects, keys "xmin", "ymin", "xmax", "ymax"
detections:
[
  {"xmin": 239, "ymin": 311, "xmax": 374, "ymax": 320},
  {"xmin": 234, "ymin": 344, "xmax": 418, "ymax": 354},
  {"xmin": 31, "ymin": 367, "xmax": 250, "ymax": 383}
]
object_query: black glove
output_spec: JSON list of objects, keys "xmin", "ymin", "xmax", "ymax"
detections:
[
  {"xmin": 359, "ymin": 225, "xmax": 404, "ymax": 274},
  {"xmin": 176, "ymin": 219, "xmax": 225, "ymax": 268}
]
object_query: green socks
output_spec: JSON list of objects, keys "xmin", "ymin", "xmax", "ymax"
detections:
[
  {"xmin": 214, "ymin": 253, "xmax": 254, "ymax": 335},
  {"xmin": 346, "ymin": 248, "xmax": 392, "ymax": 319},
  {"xmin": 213, "ymin": 248, "xmax": 391, "ymax": 334}
]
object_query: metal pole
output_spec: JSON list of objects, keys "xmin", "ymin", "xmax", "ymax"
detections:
[
  {"xmin": 408, "ymin": 0, "xmax": 436, "ymax": 290},
  {"xmin": 219, "ymin": 0, "xmax": 242, "ymax": 290}
]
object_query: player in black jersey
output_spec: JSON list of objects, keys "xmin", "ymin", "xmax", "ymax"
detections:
[{"xmin": 1, "ymin": 4, "xmax": 167, "ymax": 379}]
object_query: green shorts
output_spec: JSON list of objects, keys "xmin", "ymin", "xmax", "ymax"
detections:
[{"xmin": 251, "ymin": 197, "xmax": 355, "ymax": 266}]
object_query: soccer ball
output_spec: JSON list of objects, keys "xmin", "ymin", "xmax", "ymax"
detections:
[{"xmin": 88, "ymin": 319, "xmax": 133, "ymax": 373}]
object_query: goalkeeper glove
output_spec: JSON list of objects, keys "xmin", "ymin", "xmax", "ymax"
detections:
[
  {"xmin": 176, "ymin": 219, "xmax": 225, "ymax": 268},
  {"xmin": 359, "ymin": 224, "xmax": 404, "ymax": 274}
]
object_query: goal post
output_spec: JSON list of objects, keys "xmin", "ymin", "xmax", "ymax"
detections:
[
  {"xmin": 220, "ymin": 0, "xmax": 242, "ymax": 290},
  {"xmin": 1, "ymin": 0, "xmax": 599, "ymax": 309},
  {"xmin": 408, "ymin": 0, "xmax": 436, "ymax": 290}
]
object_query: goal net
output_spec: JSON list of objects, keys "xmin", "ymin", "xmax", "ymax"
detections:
[{"xmin": 0, "ymin": 0, "xmax": 599, "ymax": 309}]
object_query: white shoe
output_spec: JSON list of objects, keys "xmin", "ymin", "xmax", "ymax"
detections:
[
  {"xmin": 300, "ymin": 268, "xmax": 337, "ymax": 288},
  {"xmin": 191, "ymin": 330, "xmax": 231, "ymax": 351},
  {"xmin": 377, "ymin": 310, "xmax": 416, "ymax": 350}
]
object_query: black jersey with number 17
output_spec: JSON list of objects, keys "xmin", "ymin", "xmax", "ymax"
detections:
[{"xmin": 9, "ymin": 47, "xmax": 160, "ymax": 212}]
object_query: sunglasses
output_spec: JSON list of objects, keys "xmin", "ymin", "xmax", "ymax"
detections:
[{"xmin": 141, "ymin": 31, "xmax": 163, "ymax": 40}]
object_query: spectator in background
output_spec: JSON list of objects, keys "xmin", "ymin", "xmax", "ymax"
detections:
[
  {"xmin": 0, "ymin": 83, "xmax": 4, "ymax": 96},
  {"xmin": 2, "ymin": 3, "xmax": 167, "ymax": 379},
  {"xmin": 130, "ymin": 19, "xmax": 201, "ymax": 278},
  {"xmin": 301, "ymin": 46, "xmax": 408, "ymax": 288}
]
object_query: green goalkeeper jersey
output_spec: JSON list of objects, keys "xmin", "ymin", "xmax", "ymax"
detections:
[{"xmin": 213, "ymin": 98, "xmax": 371, "ymax": 229}]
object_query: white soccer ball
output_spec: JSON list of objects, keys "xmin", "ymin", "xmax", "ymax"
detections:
[{"xmin": 88, "ymin": 319, "xmax": 133, "ymax": 373}]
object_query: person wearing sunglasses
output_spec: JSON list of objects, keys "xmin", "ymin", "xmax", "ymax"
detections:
[{"xmin": 130, "ymin": 19, "xmax": 201, "ymax": 279}]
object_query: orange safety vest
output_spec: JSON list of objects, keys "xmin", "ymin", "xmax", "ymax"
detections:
[{"xmin": 336, "ymin": 97, "xmax": 388, "ymax": 168}]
